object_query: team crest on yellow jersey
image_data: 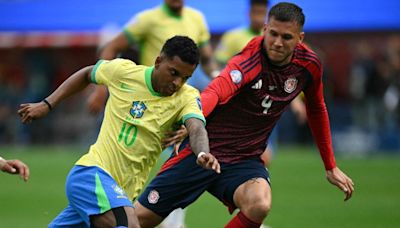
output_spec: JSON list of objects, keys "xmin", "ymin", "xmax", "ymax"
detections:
[{"xmin": 130, "ymin": 101, "xmax": 147, "ymax": 118}]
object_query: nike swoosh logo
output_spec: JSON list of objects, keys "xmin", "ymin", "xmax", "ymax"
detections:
[{"xmin": 120, "ymin": 83, "xmax": 135, "ymax": 92}]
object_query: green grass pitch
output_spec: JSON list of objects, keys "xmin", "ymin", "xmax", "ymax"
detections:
[{"xmin": 1, "ymin": 145, "xmax": 399, "ymax": 227}]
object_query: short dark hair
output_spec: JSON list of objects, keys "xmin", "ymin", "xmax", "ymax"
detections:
[
  {"xmin": 268, "ymin": 2, "xmax": 305, "ymax": 28},
  {"xmin": 160, "ymin": 36, "xmax": 200, "ymax": 65},
  {"xmin": 250, "ymin": 0, "xmax": 269, "ymax": 7}
]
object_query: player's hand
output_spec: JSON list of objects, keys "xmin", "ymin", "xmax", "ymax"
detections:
[
  {"xmin": 196, "ymin": 152, "xmax": 221, "ymax": 174},
  {"xmin": 18, "ymin": 102, "xmax": 50, "ymax": 124},
  {"xmin": 0, "ymin": 159, "xmax": 30, "ymax": 181},
  {"xmin": 162, "ymin": 125, "xmax": 188, "ymax": 154},
  {"xmin": 326, "ymin": 167, "xmax": 354, "ymax": 201}
]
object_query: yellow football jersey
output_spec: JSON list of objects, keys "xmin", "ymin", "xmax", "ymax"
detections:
[
  {"xmin": 215, "ymin": 27, "xmax": 262, "ymax": 64},
  {"xmin": 76, "ymin": 58, "xmax": 205, "ymax": 201},
  {"xmin": 123, "ymin": 4, "xmax": 210, "ymax": 66}
]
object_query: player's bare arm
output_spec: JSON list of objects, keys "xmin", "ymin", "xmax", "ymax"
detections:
[
  {"xmin": 185, "ymin": 118, "xmax": 220, "ymax": 174},
  {"xmin": 18, "ymin": 66, "xmax": 93, "ymax": 124},
  {"xmin": 326, "ymin": 167, "xmax": 355, "ymax": 201}
]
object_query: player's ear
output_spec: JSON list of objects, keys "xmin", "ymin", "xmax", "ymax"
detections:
[
  {"xmin": 299, "ymin": 32, "xmax": 305, "ymax": 43},
  {"xmin": 155, "ymin": 56, "xmax": 162, "ymax": 68}
]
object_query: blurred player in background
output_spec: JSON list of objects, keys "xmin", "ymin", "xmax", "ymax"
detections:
[
  {"xmin": 18, "ymin": 36, "xmax": 220, "ymax": 228},
  {"xmin": 135, "ymin": 3, "xmax": 354, "ymax": 228},
  {"xmin": 87, "ymin": 0, "xmax": 219, "ymax": 115},
  {"xmin": 215, "ymin": 0, "xmax": 306, "ymax": 167},
  {"xmin": 0, "ymin": 156, "xmax": 29, "ymax": 181}
]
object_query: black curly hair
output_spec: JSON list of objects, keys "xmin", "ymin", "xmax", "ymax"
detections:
[{"xmin": 160, "ymin": 36, "xmax": 200, "ymax": 66}]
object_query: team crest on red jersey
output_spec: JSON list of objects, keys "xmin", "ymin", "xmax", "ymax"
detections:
[
  {"xmin": 230, "ymin": 70, "xmax": 242, "ymax": 84},
  {"xmin": 148, "ymin": 190, "xmax": 159, "ymax": 204},
  {"xmin": 284, "ymin": 78, "xmax": 298, "ymax": 93}
]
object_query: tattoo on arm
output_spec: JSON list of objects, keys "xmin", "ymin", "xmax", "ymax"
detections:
[{"xmin": 185, "ymin": 118, "xmax": 209, "ymax": 156}]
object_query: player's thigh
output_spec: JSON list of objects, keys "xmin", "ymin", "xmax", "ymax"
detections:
[
  {"xmin": 137, "ymin": 148, "xmax": 216, "ymax": 218},
  {"xmin": 134, "ymin": 201, "xmax": 164, "ymax": 228},
  {"xmin": 90, "ymin": 206, "xmax": 139, "ymax": 228},
  {"xmin": 233, "ymin": 177, "xmax": 271, "ymax": 212}
]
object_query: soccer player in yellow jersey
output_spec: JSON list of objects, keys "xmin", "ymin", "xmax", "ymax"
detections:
[
  {"xmin": 215, "ymin": 0, "xmax": 268, "ymax": 65},
  {"xmin": 18, "ymin": 36, "xmax": 220, "ymax": 228},
  {"xmin": 88, "ymin": 0, "xmax": 219, "ymax": 114}
]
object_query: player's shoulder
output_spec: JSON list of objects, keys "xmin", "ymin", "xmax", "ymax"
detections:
[
  {"xmin": 184, "ymin": 6, "xmax": 205, "ymax": 16},
  {"xmin": 108, "ymin": 58, "xmax": 137, "ymax": 67},
  {"xmin": 183, "ymin": 6, "xmax": 206, "ymax": 20},
  {"xmin": 293, "ymin": 43, "xmax": 322, "ymax": 75},
  {"xmin": 136, "ymin": 5, "xmax": 162, "ymax": 19},
  {"xmin": 175, "ymin": 84, "xmax": 200, "ymax": 98},
  {"xmin": 223, "ymin": 27, "xmax": 248, "ymax": 39}
]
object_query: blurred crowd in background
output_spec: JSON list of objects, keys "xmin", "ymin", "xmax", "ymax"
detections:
[{"xmin": 0, "ymin": 1, "xmax": 399, "ymax": 155}]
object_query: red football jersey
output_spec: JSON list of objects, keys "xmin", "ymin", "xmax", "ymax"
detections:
[{"xmin": 201, "ymin": 36, "xmax": 336, "ymax": 169}]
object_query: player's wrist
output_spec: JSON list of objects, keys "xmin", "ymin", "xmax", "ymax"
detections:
[
  {"xmin": 197, "ymin": 151, "xmax": 207, "ymax": 158},
  {"xmin": 42, "ymin": 99, "xmax": 52, "ymax": 111}
]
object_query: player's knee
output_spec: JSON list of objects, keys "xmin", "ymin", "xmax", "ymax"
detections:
[
  {"xmin": 242, "ymin": 198, "xmax": 271, "ymax": 220},
  {"xmin": 251, "ymin": 200, "xmax": 271, "ymax": 218}
]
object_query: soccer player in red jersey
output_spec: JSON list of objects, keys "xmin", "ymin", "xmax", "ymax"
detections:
[{"xmin": 135, "ymin": 3, "xmax": 355, "ymax": 227}]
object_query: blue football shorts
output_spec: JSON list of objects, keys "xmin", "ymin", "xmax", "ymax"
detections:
[
  {"xmin": 49, "ymin": 165, "xmax": 133, "ymax": 228},
  {"xmin": 138, "ymin": 148, "xmax": 270, "ymax": 218}
]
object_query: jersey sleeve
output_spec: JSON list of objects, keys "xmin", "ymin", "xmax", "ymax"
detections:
[
  {"xmin": 178, "ymin": 87, "xmax": 206, "ymax": 125},
  {"xmin": 303, "ymin": 62, "xmax": 337, "ymax": 170},
  {"xmin": 123, "ymin": 11, "xmax": 151, "ymax": 45},
  {"xmin": 90, "ymin": 58, "xmax": 135, "ymax": 88},
  {"xmin": 201, "ymin": 54, "xmax": 261, "ymax": 117}
]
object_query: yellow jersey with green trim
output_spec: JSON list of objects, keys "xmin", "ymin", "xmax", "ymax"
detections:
[
  {"xmin": 215, "ymin": 27, "xmax": 262, "ymax": 64},
  {"xmin": 123, "ymin": 4, "xmax": 210, "ymax": 66},
  {"xmin": 76, "ymin": 58, "xmax": 205, "ymax": 201}
]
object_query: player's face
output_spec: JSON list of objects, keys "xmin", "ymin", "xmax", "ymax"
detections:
[
  {"xmin": 249, "ymin": 4, "xmax": 267, "ymax": 32},
  {"xmin": 263, "ymin": 17, "xmax": 304, "ymax": 66},
  {"xmin": 153, "ymin": 55, "xmax": 196, "ymax": 96},
  {"xmin": 165, "ymin": 0, "xmax": 184, "ymax": 13}
]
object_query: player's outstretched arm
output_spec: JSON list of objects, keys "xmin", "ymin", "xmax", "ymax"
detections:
[
  {"xmin": 0, "ymin": 157, "xmax": 30, "ymax": 181},
  {"xmin": 185, "ymin": 118, "xmax": 220, "ymax": 174},
  {"xmin": 326, "ymin": 167, "xmax": 354, "ymax": 201},
  {"xmin": 18, "ymin": 66, "xmax": 93, "ymax": 124}
]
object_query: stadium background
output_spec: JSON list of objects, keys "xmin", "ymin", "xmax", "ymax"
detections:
[{"xmin": 1, "ymin": 0, "xmax": 399, "ymax": 227}]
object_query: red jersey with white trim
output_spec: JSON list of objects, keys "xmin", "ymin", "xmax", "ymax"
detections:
[{"xmin": 200, "ymin": 36, "xmax": 336, "ymax": 169}]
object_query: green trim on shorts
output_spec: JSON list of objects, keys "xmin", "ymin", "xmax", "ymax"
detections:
[{"xmin": 95, "ymin": 172, "xmax": 111, "ymax": 213}]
